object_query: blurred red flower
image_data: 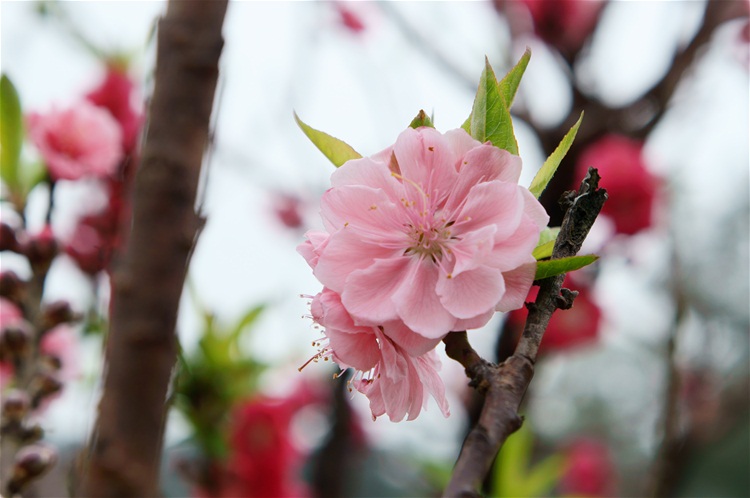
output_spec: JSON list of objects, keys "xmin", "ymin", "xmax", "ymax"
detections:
[
  {"xmin": 86, "ymin": 64, "xmax": 144, "ymax": 154},
  {"xmin": 576, "ymin": 135, "xmax": 659, "ymax": 236},
  {"xmin": 506, "ymin": 276, "xmax": 602, "ymax": 354},
  {"xmin": 560, "ymin": 438, "xmax": 618, "ymax": 497},
  {"xmin": 520, "ymin": 0, "xmax": 604, "ymax": 56}
]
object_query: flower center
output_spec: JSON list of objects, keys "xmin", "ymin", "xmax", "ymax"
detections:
[{"xmin": 404, "ymin": 219, "xmax": 454, "ymax": 262}]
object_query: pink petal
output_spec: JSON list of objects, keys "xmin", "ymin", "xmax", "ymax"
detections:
[
  {"xmin": 314, "ymin": 230, "xmax": 398, "ymax": 293},
  {"xmin": 445, "ymin": 145, "xmax": 522, "ymax": 213},
  {"xmin": 342, "ymin": 256, "xmax": 411, "ymax": 325},
  {"xmin": 331, "ymin": 156, "xmax": 402, "ymax": 200},
  {"xmin": 320, "ymin": 185, "xmax": 403, "ymax": 236},
  {"xmin": 415, "ymin": 351, "xmax": 450, "ymax": 417},
  {"xmin": 454, "ymin": 309, "xmax": 495, "ymax": 331},
  {"xmin": 327, "ymin": 329, "xmax": 380, "ymax": 371},
  {"xmin": 448, "ymin": 224, "xmax": 497, "ymax": 276},
  {"xmin": 437, "ymin": 265, "xmax": 506, "ymax": 319},
  {"xmin": 313, "ymin": 288, "xmax": 370, "ymax": 335},
  {"xmin": 382, "ymin": 320, "xmax": 443, "ymax": 356},
  {"xmin": 392, "ymin": 128, "xmax": 459, "ymax": 201},
  {"xmin": 297, "ymin": 230, "xmax": 329, "ymax": 269},
  {"xmin": 452, "ymin": 181, "xmax": 524, "ymax": 242},
  {"xmin": 495, "ymin": 261, "xmax": 537, "ymax": 312},
  {"xmin": 484, "ymin": 214, "xmax": 544, "ymax": 272},
  {"xmin": 393, "ymin": 258, "xmax": 456, "ymax": 338},
  {"xmin": 443, "ymin": 128, "xmax": 482, "ymax": 159},
  {"xmin": 521, "ymin": 187, "xmax": 550, "ymax": 230}
]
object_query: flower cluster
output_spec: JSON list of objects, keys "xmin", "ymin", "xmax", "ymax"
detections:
[{"xmin": 299, "ymin": 126, "xmax": 548, "ymax": 420}]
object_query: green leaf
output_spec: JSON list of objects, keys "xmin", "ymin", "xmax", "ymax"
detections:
[
  {"xmin": 0, "ymin": 74, "xmax": 24, "ymax": 189},
  {"xmin": 468, "ymin": 57, "xmax": 518, "ymax": 155},
  {"xmin": 534, "ymin": 254, "xmax": 598, "ymax": 280},
  {"xmin": 409, "ymin": 109, "xmax": 434, "ymax": 129},
  {"xmin": 228, "ymin": 304, "xmax": 265, "ymax": 343},
  {"xmin": 522, "ymin": 454, "xmax": 568, "ymax": 497},
  {"xmin": 532, "ymin": 240, "xmax": 555, "ymax": 260},
  {"xmin": 532, "ymin": 227, "xmax": 560, "ymax": 260},
  {"xmin": 498, "ymin": 48, "xmax": 531, "ymax": 108},
  {"xmin": 294, "ymin": 111, "xmax": 362, "ymax": 167},
  {"xmin": 528, "ymin": 112, "xmax": 583, "ymax": 198}
]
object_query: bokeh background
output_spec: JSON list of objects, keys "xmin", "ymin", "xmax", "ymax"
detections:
[{"xmin": 1, "ymin": 1, "xmax": 748, "ymax": 496}]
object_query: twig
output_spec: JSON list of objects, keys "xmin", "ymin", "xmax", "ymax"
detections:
[
  {"xmin": 76, "ymin": 1, "xmax": 228, "ymax": 496},
  {"xmin": 443, "ymin": 168, "xmax": 607, "ymax": 497}
]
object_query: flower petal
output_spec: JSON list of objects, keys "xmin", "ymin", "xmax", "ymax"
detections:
[
  {"xmin": 393, "ymin": 258, "xmax": 456, "ymax": 338},
  {"xmin": 495, "ymin": 261, "xmax": 537, "ymax": 312},
  {"xmin": 437, "ymin": 265, "xmax": 505, "ymax": 319},
  {"xmin": 452, "ymin": 181, "xmax": 524, "ymax": 242},
  {"xmin": 320, "ymin": 185, "xmax": 403, "ymax": 237},
  {"xmin": 393, "ymin": 128, "xmax": 459, "ymax": 202},
  {"xmin": 342, "ymin": 256, "xmax": 411, "ymax": 325},
  {"xmin": 382, "ymin": 320, "xmax": 443, "ymax": 356}
]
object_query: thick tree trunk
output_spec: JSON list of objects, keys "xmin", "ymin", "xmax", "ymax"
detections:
[{"xmin": 77, "ymin": 1, "xmax": 228, "ymax": 496}]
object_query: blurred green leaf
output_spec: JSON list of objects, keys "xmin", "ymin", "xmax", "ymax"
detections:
[
  {"xmin": 468, "ymin": 57, "xmax": 518, "ymax": 154},
  {"xmin": 491, "ymin": 423, "xmax": 568, "ymax": 498},
  {"xmin": 498, "ymin": 49, "xmax": 531, "ymax": 108},
  {"xmin": 294, "ymin": 111, "xmax": 362, "ymax": 167},
  {"xmin": 534, "ymin": 254, "xmax": 598, "ymax": 280},
  {"xmin": 0, "ymin": 74, "xmax": 23, "ymax": 190},
  {"xmin": 228, "ymin": 304, "xmax": 265, "ymax": 343},
  {"xmin": 528, "ymin": 112, "xmax": 583, "ymax": 198},
  {"xmin": 409, "ymin": 109, "xmax": 434, "ymax": 129}
]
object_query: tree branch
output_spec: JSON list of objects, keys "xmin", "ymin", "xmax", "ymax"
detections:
[
  {"xmin": 77, "ymin": 1, "xmax": 228, "ymax": 496},
  {"xmin": 443, "ymin": 168, "xmax": 607, "ymax": 497}
]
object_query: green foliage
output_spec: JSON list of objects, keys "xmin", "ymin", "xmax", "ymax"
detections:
[
  {"xmin": 409, "ymin": 109, "xmax": 434, "ymax": 129},
  {"xmin": 532, "ymin": 227, "xmax": 561, "ymax": 260},
  {"xmin": 465, "ymin": 57, "xmax": 518, "ymax": 155},
  {"xmin": 498, "ymin": 49, "xmax": 531, "ymax": 108},
  {"xmin": 294, "ymin": 111, "xmax": 362, "ymax": 167},
  {"xmin": 174, "ymin": 303, "xmax": 267, "ymax": 459},
  {"xmin": 528, "ymin": 113, "xmax": 583, "ymax": 198},
  {"xmin": 490, "ymin": 423, "xmax": 567, "ymax": 498},
  {"xmin": 534, "ymin": 255, "xmax": 598, "ymax": 280},
  {"xmin": 0, "ymin": 74, "xmax": 23, "ymax": 190},
  {"xmin": 461, "ymin": 51, "xmax": 530, "ymax": 154}
]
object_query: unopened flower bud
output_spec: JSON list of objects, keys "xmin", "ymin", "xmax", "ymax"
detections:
[
  {"xmin": 0, "ymin": 222, "xmax": 20, "ymax": 252},
  {"xmin": 2, "ymin": 389, "xmax": 31, "ymax": 423},
  {"xmin": 29, "ymin": 371, "xmax": 63, "ymax": 407},
  {"xmin": 22, "ymin": 225, "xmax": 58, "ymax": 271},
  {"xmin": 1, "ymin": 322, "xmax": 33, "ymax": 359},
  {"xmin": 0, "ymin": 271, "xmax": 25, "ymax": 303},
  {"xmin": 6, "ymin": 444, "xmax": 58, "ymax": 495},
  {"xmin": 41, "ymin": 300, "xmax": 77, "ymax": 330}
]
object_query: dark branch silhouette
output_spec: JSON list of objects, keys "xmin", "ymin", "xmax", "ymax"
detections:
[{"xmin": 443, "ymin": 169, "xmax": 607, "ymax": 497}]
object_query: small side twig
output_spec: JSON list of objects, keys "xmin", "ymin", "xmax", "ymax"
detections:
[{"xmin": 443, "ymin": 168, "xmax": 607, "ymax": 497}]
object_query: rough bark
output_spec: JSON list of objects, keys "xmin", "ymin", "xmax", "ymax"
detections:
[{"xmin": 77, "ymin": 1, "xmax": 228, "ymax": 496}]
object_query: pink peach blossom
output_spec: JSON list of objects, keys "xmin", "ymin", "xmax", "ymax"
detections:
[
  {"xmin": 310, "ymin": 288, "xmax": 449, "ymax": 422},
  {"xmin": 27, "ymin": 101, "xmax": 123, "ymax": 181},
  {"xmin": 300, "ymin": 127, "xmax": 548, "ymax": 339}
]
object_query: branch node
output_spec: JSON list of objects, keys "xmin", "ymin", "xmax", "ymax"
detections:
[{"xmin": 556, "ymin": 288, "xmax": 578, "ymax": 310}]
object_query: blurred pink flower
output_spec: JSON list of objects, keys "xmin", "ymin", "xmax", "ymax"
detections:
[
  {"xmin": 86, "ymin": 64, "xmax": 143, "ymax": 153},
  {"xmin": 309, "ymin": 288, "xmax": 449, "ymax": 422},
  {"xmin": 575, "ymin": 135, "xmax": 658, "ymax": 236},
  {"xmin": 27, "ymin": 101, "xmax": 123, "ymax": 181},
  {"xmin": 40, "ymin": 324, "xmax": 80, "ymax": 382},
  {"xmin": 270, "ymin": 192, "xmax": 305, "ymax": 230},
  {"xmin": 300, "ymin": 127, "xmax": 548, "ymax": 339},
  {"xmin": 334, "ymin": 2, "xmax": 366, "ymax": 34},
  {"xmin": 560, "ymin": 438, "xmax": 618, "ymax": 497}
]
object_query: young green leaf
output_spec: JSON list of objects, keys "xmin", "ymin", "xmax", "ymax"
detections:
[
  {"xmin": 294, "ymin": 111, "xmax": 362, "ymax": 167},
  {"xmin": 498, "ymin": 48, "xmax": 531, "ymax": 108},
  {"xmin": 528, "ymin": 112, "xmax": 583, "ymax": 198},
  {"xmin": 469, "ymin": 57, "xmax": 518, "ymax": 154},
  {"xmin": 534, "ymin": 254, "xmax": 598, "ymax": 280},
  {"xmin": 409, "ymin": 109, "xmax": 434, "ymax": 129},
  {"xmin": 532, "ymin": 240, "xmax": 555, "ymax": 260},
  {"xmin": 0, "ymin": 74, "xmax": 24, "ymax": 189}
]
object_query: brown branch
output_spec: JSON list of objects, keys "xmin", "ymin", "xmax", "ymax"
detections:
[
  {"xmin": 76, "ymin": 1, "xmax": 228, "ymax": 496},
  {"xmin": 443, "ymin": 168, "xmax": 607, "ymax": 498}
]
